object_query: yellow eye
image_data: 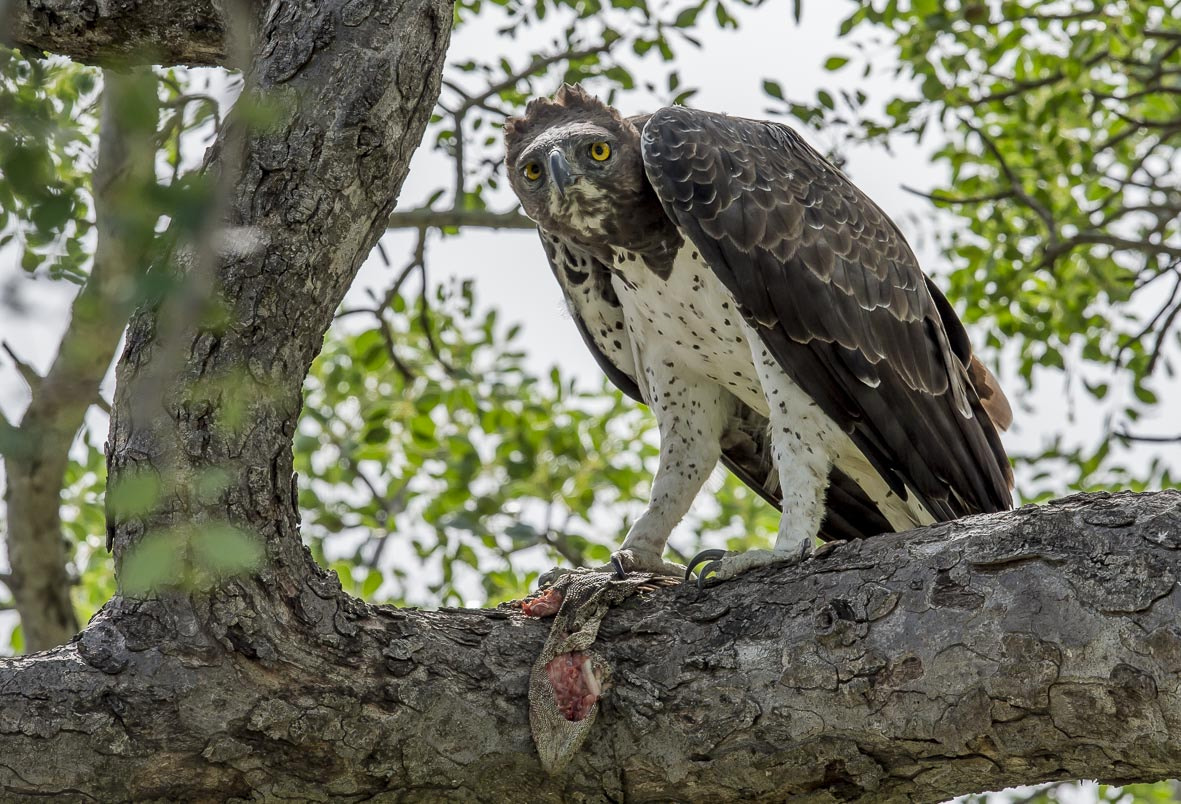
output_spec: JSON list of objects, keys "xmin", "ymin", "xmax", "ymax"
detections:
[
  {"xmin": 522, "ymin": 162, "xmax": 542, "ymax": 181},
  {"xmin": 589, "ymin": 141, "xmax": 611, "ymax": 161}
]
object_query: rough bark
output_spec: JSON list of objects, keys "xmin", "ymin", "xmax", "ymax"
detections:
[
  {"xmin": 98, "ymin": 0, "xmax": 449, "ymax": 597},
  {"xmin": 0, "ymin": 491, "xmax": 1178, "ymax": 801},
  {"xmin": 2, "ymin": 0, "xmax": 225, "ymax": 66}
]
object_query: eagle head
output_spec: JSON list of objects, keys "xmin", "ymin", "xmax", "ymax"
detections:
[{"xmin": 504, "ymin": 84, "xmax": 650, "ymax": 247}]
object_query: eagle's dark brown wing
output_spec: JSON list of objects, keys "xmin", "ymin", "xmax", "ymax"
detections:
[
  {"xmin": 538, "ymin": 230, "xmax": 892, "ymax": 540},
  {"xmin": 640, "ymin": 106, "xmax": 1012, "ymax": 520}
]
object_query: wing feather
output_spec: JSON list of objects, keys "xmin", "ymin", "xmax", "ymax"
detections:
[{"xmin": 641, "ymin": 106, "xmax": 1012, "ymax": 518}]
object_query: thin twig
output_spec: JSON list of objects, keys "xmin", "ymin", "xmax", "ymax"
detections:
[
  {"xmin": 2, "ymin": 341, "xmax": 43, "ymax": 393},
  {"xmin": 377, "ymin": 315, "xmax": 416, "ymax": 384},
  {"xmin": 900, "ymin": 185, "xmax": 1014, "ymax": 206},
  {"xmin": 451, "ymin": 45, "xmax": 611, "ymax": 119},
  {"xmin": 1066, "ymin": 232, "xmax": 1181, "ymax": 261},
  {"xmin": 1113, "ymin": 430, "xmax": 1181, "ymax": 443},
  {"xmin": 962, "ymin": 118, "xmax": 1059, "ymax": 248},
  {"xmin": 356, "ymin": 473, "xmax": 411, "ymax": 570},
  {"xmin": 540, "ymin": 522, "xmax": 585, "ymax": 567},
  {"xmin": 1144, "ymin": 29, "xmax": 1181, "ymax": 42},
  {"xmin": 1146, "ymin": 296, "xmax": 1181, "ymax": 376},
  {"xmin": 387, "ymin": 207, "xmax": 534, "ymax": 231},
  {"xmin": 1132, "ymin": 260, "xmax": 1180, "ymax": 292},
  {"xmin": 1118, "ymin": 270, "xmax": 1181, "ymax": 368},
  {"xmin": 415, "ymin": 258, "xmax": 455, "ymax": 376}
]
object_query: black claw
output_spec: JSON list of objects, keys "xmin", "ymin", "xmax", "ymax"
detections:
[
  {"xmin": 610, "ymin": 554, "xmax": 628, "ymax": 579},
  {"xmin": 697, "ymin": 559, "xmax": 727, "ymax": 591},
  {"xmin": 685, "ymin": 548, "xmax": 728, "ymax": 582}
]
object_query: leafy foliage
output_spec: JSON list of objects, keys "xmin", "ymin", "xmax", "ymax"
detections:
[
  {"xmin": 959, "ymin": 780, "xmax": 1181, "ymax": 803},
  {"xmin": 0, "ymin": 50, "xmax": 97, "ymax": 282},
  {"xmin": 60, "ymin": 435, "xmax": 113, "ymax": 627},
  {"xmin": 2, "ymin": 2, "xmax": 1181, "ymax": 799}
]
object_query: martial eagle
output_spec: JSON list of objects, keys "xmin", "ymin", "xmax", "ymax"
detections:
[{"xmin": 504, "ymin": 85, "xmax": 1013, "ymax": 584}]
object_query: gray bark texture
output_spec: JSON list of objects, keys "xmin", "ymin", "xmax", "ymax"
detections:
[
  {"xmin": 3, "ymin": 0, "xmax": 225, "ymax": 66},
  {"xmin": 0, "ymin": 491, "xmax": 1179, "ymax": 802},
  {"xmin": 4, "ymin": 1, "xmax": 1181, "ymax": 802}
]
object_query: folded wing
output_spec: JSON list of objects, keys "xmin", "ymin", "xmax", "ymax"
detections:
[{"xmin": 640, "ymin": 107, "xmax": 1012, "ymax": 520}]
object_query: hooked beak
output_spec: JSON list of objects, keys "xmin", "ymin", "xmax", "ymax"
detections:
[{"xmin": 548, "ymin": 149, "xmax": 573, "ymax": 197}]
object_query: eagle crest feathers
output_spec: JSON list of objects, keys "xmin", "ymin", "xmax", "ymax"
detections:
[{"xmin": 504, "ymin": 84, "xmax": 633, "ymax": 164}]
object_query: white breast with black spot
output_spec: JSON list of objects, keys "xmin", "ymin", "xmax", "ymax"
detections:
[
  {"xmin": 608, "ymin": 245, "xmax": 767, "ymax": 408},
  {"xmin": 545, "ymin": 235, "xmax": 636, "ymax": 382}
]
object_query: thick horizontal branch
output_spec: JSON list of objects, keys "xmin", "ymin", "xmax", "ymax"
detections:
[
  {"xmin": 386, "ymin": 206, "xmax": 535, "ymax": 231},
  {"xmin": 3, "ymin": 0, "xmax": 225, "ymax": 66},
  {"xmin": 1, "ymin": 491, "xmax": 1179, "ymax": 801}
]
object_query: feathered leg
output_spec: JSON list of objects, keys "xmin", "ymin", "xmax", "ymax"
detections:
[
  {"xmin": 687, "ymin": 331, "xmax": 839, "ymax": 586},
  {"xmin": 612, "ymin": 356, "xmax": 728, "ymax": 575}
]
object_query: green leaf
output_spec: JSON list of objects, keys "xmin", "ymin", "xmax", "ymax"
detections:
[
  {"xmin": 193, "ymin": 525, "xmax": 264, "ymax": 579},
  {"xmin": 121, "ymin": 530, "xmax": 187, "ymax": 595},
  {"xmin": 107, "ymin": 472, "xmax": 162, "ymax": 518},
  {"xmin": 673, "ymin": 4, "xmax": 701, "ymax": 28}
]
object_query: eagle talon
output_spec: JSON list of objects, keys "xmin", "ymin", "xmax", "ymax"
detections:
[
  {"xmin": 610, "ymin": 554, "xmax": 628, "ymax": 579},
  {"xmin": 685, "ymin": 548, "xmax": 730, "ymax": 584},
  {"xmin": 696, "ymin": 559, "xmax": 730, "ymax": 591},
  {"xmin": 797, "ymin": 539, "xmax": 813, "ymax": 562}
]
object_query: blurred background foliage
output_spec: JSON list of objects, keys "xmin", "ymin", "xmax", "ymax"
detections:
[
  {"xmin": 298, "ymin": 276, "xmax": 776, "ymax": 605},
  {"xmin": 0, "ymin": 48, "xmax": 96, "ymax": 282},
  {"xmin": 0, "ymin": 0, "xmax": 1178, "ymax": 798}
]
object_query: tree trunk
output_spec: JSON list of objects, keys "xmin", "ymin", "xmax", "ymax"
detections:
[
  {"xmin": 5, "ymin": 3, "xmax": 1181, "ymax": 802},
  {"xmin": 0, "ymin": 491, "xmax": 1178, "ymax": 801}
]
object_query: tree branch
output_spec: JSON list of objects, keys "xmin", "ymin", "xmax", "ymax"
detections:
[
  {"xmin": 1, "ymin": 341, "xmax": 42, "ymax": 394},
  {"xmin": 3, "ymin": 0, "xmax": 225, "ymax": 66},
  {"xmin": 387, "ymin": 207, "xmax": 535, "ymax": 231},
  {"xmin": 1, "ymin": 491, "xmax": 1180, "ymax": 801},
  {"xmin": 100, "ymin": 0, "xmax": 454, "ymax": 591},
  {"xmin": 962, "ymin": 118, "xmax": 1059, "ymax": 248},
  {"xmin": 1114, "ymin": 431, "xmax": 1181, "ymax": 444}
]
